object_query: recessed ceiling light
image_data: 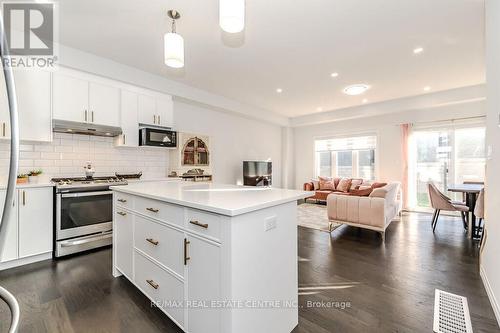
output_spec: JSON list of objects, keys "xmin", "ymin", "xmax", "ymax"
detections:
[
  {"xmin": 413, "ymin": 47, "xmax": 424, "ymax": 54},
  {"xmin": 362, "ymin": 99, "xmax": 368, "ymax": 104},
  {"xmin": 276, "ymin": 88, "xmax": 283, "ymax": 93},
  {"xmin": 423, "ymin": 86, "xmax": 431, "ymax": 91},
  {"xmin": 330, "ymin": 72, "xmax": 339, "ymax": 78},
  {"xmin": 343, "ymin": 84, "xmax": 370, "ymax": 96},
  {"xmin": 316, "ymin": 107, "xmax": 323, "ymax": 112}
]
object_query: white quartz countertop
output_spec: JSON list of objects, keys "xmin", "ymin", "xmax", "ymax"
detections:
[
  {"xmin": 0, "ymin": 182, "xmax": 55, "ymax": 190},
  {"xmin": 111, "ymin": 181, "xmax": 310, "ymax": 216}
]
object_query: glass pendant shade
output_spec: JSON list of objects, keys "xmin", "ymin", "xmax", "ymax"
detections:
[
  {"xmin": 219, "ymin": 0, "xmax": 245, "ymax": 33},
  {"xmin": 164, "ymin": 32, "xmax": 184, "ymax": 68}
]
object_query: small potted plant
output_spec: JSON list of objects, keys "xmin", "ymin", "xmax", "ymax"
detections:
[
  {"xmin": 16, "ymin": 174, "xmax": 28, "ymax": 184},
  {"xmin": 28, "ymin": 169, "xmax": 43, "ymax": 183}
]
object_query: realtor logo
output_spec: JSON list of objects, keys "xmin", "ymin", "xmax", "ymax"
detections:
[{"xmin": 1, "ymin": 1, "xmax": 58, "ymax": 69}]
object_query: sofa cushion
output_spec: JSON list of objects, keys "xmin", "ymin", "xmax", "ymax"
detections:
[
  {"xmin": 350, "ymin": 178, "xmax": 364, "ymax": 190},
  {"xmin": 369, "ymin": 187, "xmax": 387, "ymax": 198},
  {"xmin": 350, "ymin": 187, "xmax": 373, "ymax": 196},
  {"xmin": 318, "ymin": 177, "xmax": 336, "ymax": 190},
  {"xmin": 336, "ymin": 178, "xmax": 352, "ymax": 192},
  {"xmin": 311, "ymin": 179, "xmax": 319, "ymax": 190},
  {"xmin": 371, "ymin": 182, "xmax": 387, "ymax": 189}
]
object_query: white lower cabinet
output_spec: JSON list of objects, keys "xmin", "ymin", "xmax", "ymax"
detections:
[
  {"xmin": 186, "ymin": 235, "xmax": 221, "ymax": 333},
  {"xmin": 0, "ymin": 187, "xmax": 53, "ymax": 266},
  {"xmin": 114, "ymin": 209, "xmax": 133, "ymax": 279}
]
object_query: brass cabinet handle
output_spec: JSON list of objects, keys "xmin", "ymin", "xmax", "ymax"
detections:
[
  {"xmin": 158, "ymin": 115, "xmax": 161, "ymax": 124},
  {"xmin": 123, "ymin": 134, "xmax": 126, "ymax": 145},
  {"xmin": 2, "ymin": 122, "xmax": 5, "ymax": 137},
  {"xmin": 146, "ymin": 207, "xmax": 159, "ymax": 213},
  {"xmin": 189, "ymin": 220, "xmax": 208, "ymax": 229},
  {"xmin": 91, "ymin": 111, "xmax": 94, "ymax": 123},
  {"xmin": 146, "ymin": 238, "xmax": 159, "ymax": 246},
  {"xmin": 153, "ymin": 115, "xmax": 156, "ymax": 124},
  {"xmin": 84, "ymin": 110, "xmax": 88, "ymax": 122},
  {"xmin": 22, "ymin": 191, "xmax": 26, "ymax": 206},
  {"xmin": 184, "ymin": 238, "xmax": 190, "ymax": 265},
  {"xmin": 146, "ymin": 279, "xmax": 159, "ymax": 289},
  {"xmin": 117, "ymin": 198, "xmax": 127, "ymax": 203},
  {"xmin": 117, "ymin": 211, "xmax": 126, "ymax": 216}
]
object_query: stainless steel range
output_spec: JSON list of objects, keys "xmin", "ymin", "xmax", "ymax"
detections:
[{"xmin": 53, "ymin": 176, "xmax": 128, "ymax": 257}]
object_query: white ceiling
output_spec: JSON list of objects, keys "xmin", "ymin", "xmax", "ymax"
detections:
[{"xmin": 58, "ymin": 0, "xmax": 485, "ymax": 118}]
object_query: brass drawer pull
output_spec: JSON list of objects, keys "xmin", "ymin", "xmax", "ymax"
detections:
[
  {"xmin": 22, "ymin": 190, "xmax": 26, "ymax": 206},
  {"xmin": 146, "ymin": 238, "xmax": 159, "ymax": 246},
  {"xmin": 146, "ymin": 207, "xmax": 159, "ymax": 213},
  {"xmin": 184, "ymin": 238, "xmax": 190, "ymax": 265},
  {"xmin": 189, "ymin": 220, "xmax": 208, "ymax": 229},
  {"xmin": 117, "ymin": 211, "xmax": 126, "ymax": 216},
  {"xmin": 2, "ymin": 122, "xmax": 5, "ymax": 136},
  {"xmin": 117, "ymin": 198, "xmax": 127, "ymax": 203},
  {"xmin": 146, "ymin": 279, "xmax": 159, "ymax": 289}
]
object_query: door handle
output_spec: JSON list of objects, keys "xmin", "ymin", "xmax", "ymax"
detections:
[
  {"xmin": 146, "ymin": 238, "xmax": 159, "ymax": 246},
  {"xmin": 184, "ymin": 238, "xmax": 190, "ymax": 265},
  {"xmin": 123, "ymin": 134, "xmax": 126, "ymax": 145},
  {"xmin": 117, "ymin": 211, "xmax": 126, "ymax": 216},
  {"xmin": 146, "ymin": 279, "xmax": 159, "ymax": 289},
  {"xmin": 2, "ymin": 122, "xmax": 5, "ymax": 137},
  {"xmin": 84, "ymin": 110, "xmax": 88, "ymax": 122},
  {"xmin": 91, "ymin": 111, "xmax": 94, "ymax": 123},
  {"xmin": 146, "ymin": 207, "xmax": 159, "ymax": 213},
  {"xmin": 189, "ymin": 220, "xmax": 208, "ymax": 229},
  {"xmin": 158, "ymin": 115, "xmax": 160, "ymax": 124},
  {"xmin": 22, "ymin": 190, "xmax": 25, "ymax": 206},
  {"xmin": 153, "ymin": 115, "xmax": 156, "ymax": 124}
]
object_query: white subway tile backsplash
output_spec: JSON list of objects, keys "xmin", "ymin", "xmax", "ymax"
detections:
[{"xmin": 0, "ymin": 133, "xmax": 169, "ymax": 179}]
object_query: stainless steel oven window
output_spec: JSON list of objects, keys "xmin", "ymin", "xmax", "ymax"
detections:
[{"xmin": 56, "ymin": 191, "xmax": 113, "ymax": 240}]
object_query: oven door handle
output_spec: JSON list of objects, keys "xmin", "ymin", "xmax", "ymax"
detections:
[
  {"xmin": 60, "ymin": 231, "xmax": 112, "ymax": 247},
  {"xmin": 61, "ymin": 190, "xmax": 113, "ymax": 198}
]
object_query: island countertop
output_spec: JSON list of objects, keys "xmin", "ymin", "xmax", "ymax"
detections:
[{"xmin": 111, "ymin": 181, "xmax": 310, "ymax": 216}]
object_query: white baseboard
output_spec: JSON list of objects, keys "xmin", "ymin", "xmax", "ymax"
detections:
[
  {"xmin": 0, "ymin": 252, "xmax": 52, "ymax": 271},
  {"xmin": 480, "ymin": 265, "xmax": 500, "ymax": 327}
]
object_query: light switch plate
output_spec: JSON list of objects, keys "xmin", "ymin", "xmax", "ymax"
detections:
[{"xmin": 264, "ymin": 216, "xmax": 277, "ymax": 231}]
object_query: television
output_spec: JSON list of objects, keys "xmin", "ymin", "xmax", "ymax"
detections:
[{"xmin": 243, "ymin": 161, "xmax": 272, "ymax": 186}]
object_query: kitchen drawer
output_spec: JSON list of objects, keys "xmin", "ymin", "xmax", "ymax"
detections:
[
  {"xmin": 134, "ymin": 215, "xmax": 184, "ymax": 277},
  {"xmin": 134, "ymin": 251, "xmax": 185, "ymax": 328},
  {"xmin": 114, "ymin": 192, "xmax": 133, "ymax": 209},
  {"xmin": 186, "ymin": 209, "xmax": 221, "ymax": 242},
  {"xmin": 135, "ymin": 196, "xmax": 184, "ymax": 227}
]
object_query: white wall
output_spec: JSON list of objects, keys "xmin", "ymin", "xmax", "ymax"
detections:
[
  {"xmin": 173, "ymin": 100, "xmax": 283, "ymax": 186},
  {"xmin": 482, "ymin": 0, "xmax": 500, "ymax": 325},
  {"xmin": 293, "ymin": 99, "xmax": 485, "ymax": 189}
]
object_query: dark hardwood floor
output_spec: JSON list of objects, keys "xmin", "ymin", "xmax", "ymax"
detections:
[{"xmin": 0, "ymin": 212, "xmax": 498, "ymax": 332}]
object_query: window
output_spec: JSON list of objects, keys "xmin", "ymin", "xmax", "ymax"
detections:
[{"xmin": 314, "ymin": 135, "xmax": 377, "ymax": 179}]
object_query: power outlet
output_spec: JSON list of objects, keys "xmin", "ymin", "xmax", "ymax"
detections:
[{"xmin": 264, "ymin": 216, "xmax": 277, "ymax": 231}]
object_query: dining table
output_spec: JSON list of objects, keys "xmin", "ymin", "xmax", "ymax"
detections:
[{"xmin": 447, "ymin": 183, "xmax": 484, "ymax": 239}]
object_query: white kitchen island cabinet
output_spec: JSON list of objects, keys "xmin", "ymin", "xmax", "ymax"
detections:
[{"xmin": 112, "ymin": 181, "xmax": 309, "ymax": 333}]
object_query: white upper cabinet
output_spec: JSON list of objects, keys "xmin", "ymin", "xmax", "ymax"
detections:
[
  {"xmin": 53, "ymin": 71, "xmax": 120, "ymax": 127},
  {"xmin": 138, "ymin": 93, "xmax": 174, "ymax": 128},
  {"xmin": 138, "ymin": 94, "xmax": 156, "ymax": 126},
  {"xmin": 53, "ymin": 72, "xmax": 89, "ymax": 123},
  {"xmin": 156, "ymin": 95, "xmax": 174, "ymax": 128},
  {"xmin": 18, "ymin": 187, "xmax": 53, "ymax": 258},
  {"xmin": 0, "ymin": 190, "xmax": 17, "ymax": 263},
  {"xmin": 116, "ymin": 90, "xmax": 139, "ymax": 147},
  {"xmin": 17, "ymin": 70, "xmax": 52, "ymax": 142},
  {"xmin": 89, "ymin": 82, "xmax": 120, "ymax": 127},
  {"xmin": 0, "ymin": 69, "xmax": 52, "ymax": 141}
]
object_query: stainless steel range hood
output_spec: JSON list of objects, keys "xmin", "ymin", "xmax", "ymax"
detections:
[{"xmin": 53, "ymin": 119, "xmax": 122, "ymax": 137}]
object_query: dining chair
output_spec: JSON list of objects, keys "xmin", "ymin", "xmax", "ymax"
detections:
[
  {"xmin": 474, "ymin": 189, "xmax": 485, "ymax": 243},
  {"xmin": 427, "ymin": 182, "xmax": 469, "ymax": 232}
]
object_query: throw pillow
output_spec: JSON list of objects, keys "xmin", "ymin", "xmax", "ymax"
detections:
[
  {"xmin": 371, "ymin": 182, "xmax": 387, "ymax": 189},
  {"xmin": 369, "ymin": 187, "xmax": 388, "ymax": 198},
  {"xmin": 350, "ymin": 187, "xmax": 373, "ymax": 196},
  {"xmin": 350, "ymin": 178, "xmax": 363, "ymax": 190},
  {"xmin": 336, "ymin": 178, "xmax": 352, "ymax": 192},
  {"xmin": 318, "ymin": 177, "xmax": 336, "ymax": 190}
]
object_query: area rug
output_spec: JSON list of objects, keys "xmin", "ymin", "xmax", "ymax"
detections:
[{"xmin": 297, "ymin": 203, "xmax": 342, "ymax": 232}]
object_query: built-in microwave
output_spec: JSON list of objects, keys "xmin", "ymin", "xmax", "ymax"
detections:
[{"xmin": 139, "ymin": 127, "xmax": 177, "ymax": 148}]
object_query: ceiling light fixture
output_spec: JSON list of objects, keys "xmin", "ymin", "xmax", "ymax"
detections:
[
  {"xmin": 413, "ymin": 47, "xmax": 424, "ymax": 54},
  {"xmin": 343, "ymin": 84, "xmax": 370, "ymax": 96},
  {"xmin": 219, "ymin": 0, "xmax": 245, "ymax": 33},
  {"xmin": 316, "ymin": 107, "xmax": 323, "ymax": 112},
  {"xmin": 164, "ymin": 10, "xmax": 184, "ymax": 68},
  {"xmin": 330, "ymin": 72, "xmax": 339, "ymax": 78},
  {"xmin": 424, "ymin": 86, "xmax": 431, "ymax": 91},
  {"xmin": 362, "ymin": 99, "xmax": 368, "ymax": 104},
  {"xmin": 276, "ymin": 88, "xmax": 283, "ymax": 93}
]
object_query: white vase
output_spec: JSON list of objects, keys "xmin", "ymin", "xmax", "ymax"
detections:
[{"xmin": 28, "ymin": 175, "xmax": 39, "ymax": 184}]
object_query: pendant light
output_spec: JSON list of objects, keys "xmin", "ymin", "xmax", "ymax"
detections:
[
  {"xmin": 164, "ymin": 10, "xmax": 184, "ymax": 68},
  {"xmin": 219, "ymin": 0, "xmax": 245, "ymax": 33}
]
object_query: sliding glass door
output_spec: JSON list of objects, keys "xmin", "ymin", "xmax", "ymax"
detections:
[{"xmin": 409, "ymin": 121, "xmax": 485, "ymax": 211}]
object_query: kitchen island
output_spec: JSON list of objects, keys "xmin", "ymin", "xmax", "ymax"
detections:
[{"xmin": 111, "ymin": 181, "xmax": 310, "ymax": 333}]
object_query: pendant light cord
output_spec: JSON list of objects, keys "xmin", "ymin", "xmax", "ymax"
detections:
[{"xmin": 0, "ymin": 8, "xmax": 21, "ymax": 333}]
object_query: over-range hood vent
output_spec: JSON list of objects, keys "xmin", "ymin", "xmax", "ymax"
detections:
[{"xmin": 53, "ymin": 119, "xmax": 122, "ymax": 137}]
